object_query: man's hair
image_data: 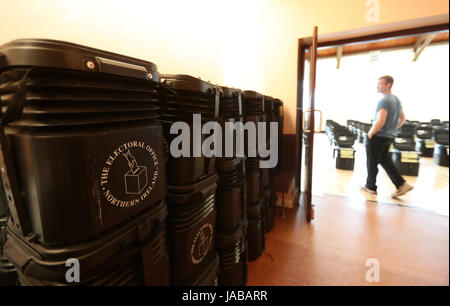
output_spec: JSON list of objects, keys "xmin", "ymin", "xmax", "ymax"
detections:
[{"xmin": 379, "ymin": 75, "xmax": 394, "ymax": 89}]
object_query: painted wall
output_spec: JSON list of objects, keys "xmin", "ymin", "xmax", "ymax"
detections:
[{"xmin": 0, "ymin": 0, "xmax": 448, "ymax": 132}]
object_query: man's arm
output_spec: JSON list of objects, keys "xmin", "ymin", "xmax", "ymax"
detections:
[
  {"xmin": 397, "ymin": 109, "xmax": 406, "ymax": 128},
  {"xmin": 368, "ymin": 108, "xmax": 387, "ymax": 139}
]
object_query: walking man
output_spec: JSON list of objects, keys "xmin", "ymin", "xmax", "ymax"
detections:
[{"xmin": 362, "ymin": 75, "xmax": 413, "ymax": 198}]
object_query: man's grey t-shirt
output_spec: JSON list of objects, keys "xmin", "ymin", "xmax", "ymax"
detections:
[{"xmin": 374, "ymin": 94, "xmax": 402, "ymax": 139}]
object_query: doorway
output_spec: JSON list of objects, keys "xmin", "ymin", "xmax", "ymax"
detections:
[{"xmin": 294, "ymin": 14, "xmax": 449, "ymax": 222}]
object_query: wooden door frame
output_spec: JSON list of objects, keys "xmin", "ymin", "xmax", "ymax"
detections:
[{"xmin": 293, "ymin": 15, "xmax": 449, "ymax": 220}]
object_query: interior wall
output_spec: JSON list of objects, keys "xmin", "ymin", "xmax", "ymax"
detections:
[
  {"xmin": 316, "ymin": 43, "xmax": 450, "ymax": 126},
  {"xmin": 0, "ymin": 0, "xmax": 448, "ymax": 133}
]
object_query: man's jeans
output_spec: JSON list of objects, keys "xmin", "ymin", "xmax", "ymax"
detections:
[{"xmin": 365, "ymin": 135, "xmax": 405, "ymax": 191}]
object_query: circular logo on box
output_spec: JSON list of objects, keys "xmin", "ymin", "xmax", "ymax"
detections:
[
  {"xmin": 100, "ymin": 141, "xmax": 159, "ymax": 208},
  {"xmin": 191, "ymin": 223, "xmax": 213, "ymax": 264}
]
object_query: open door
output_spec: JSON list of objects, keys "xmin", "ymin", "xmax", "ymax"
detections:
[
  {"xmin": 294, "ymin": 27, "xmax": 319, "ymax": 222},
  {"xmin": 293, "ymin": 16, "xmax": 448, "ymax": 223}
]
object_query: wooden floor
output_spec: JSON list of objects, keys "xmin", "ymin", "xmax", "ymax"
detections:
[
  {"xmin": 310, "ymin": 133, "xmax": 449, "ymax": 216},
  {"xmin": 248, "ymin": 133, "xmax": 449, "ymax": 286},
  {"xmin": 247, "ymin": 197, "xmax": 449, "ymax": 286}
]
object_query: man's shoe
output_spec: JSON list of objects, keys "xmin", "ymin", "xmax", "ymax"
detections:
[
  {"xmin": 361, "ymin": 186, "xmax": 377, "ymax": 195},
  {"xmin": 392, "ymin": 182, "xmax": 414, "ymax": 198}
]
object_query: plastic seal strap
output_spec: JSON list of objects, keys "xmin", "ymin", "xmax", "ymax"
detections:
[
  {"xmin": 237, "ymin": 91, "xmax": 243, "ymax": 118},
  {"xmin": 156, "ymin": 81, "xmax": 175, "ymax": 117},
  {"xmin": 261, "ymin": 95, "xmax": 265, "ymax": 113},
  {"xmin": 0, "ymin": 68, "xmax": 34, "ymax": 236},
  {"xmin": 161, "ymin": 136, "xmax": 169, "ymax": 162},
  {"xmin": 214, "ymin": 86, "xmax": 220, "ymax": 118},
  {"xmin": 241, "ymin": 159, "xmax": 247, "ymax": 219},
  {"xmin": 161, "ymin": 79, "xmax": 186, "ymax": 115}
]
